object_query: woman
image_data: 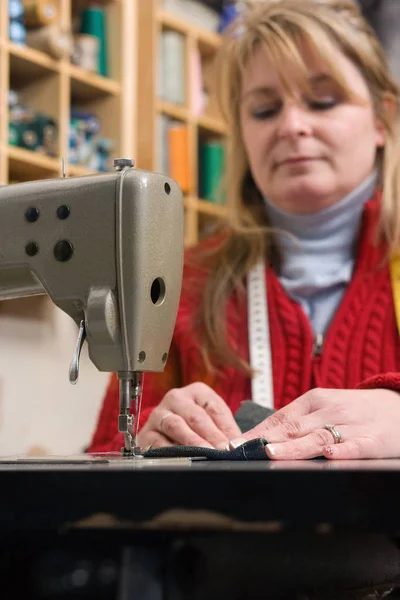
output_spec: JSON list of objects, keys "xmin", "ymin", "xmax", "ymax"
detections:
[{"xmin": 88, "ymin": 0, "xmax": 400, "ymax": 460}]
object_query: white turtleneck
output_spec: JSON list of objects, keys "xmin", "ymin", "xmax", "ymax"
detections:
[{"xmin": 263, "ymin": 173, "xmax": 378, "ymax": 337}]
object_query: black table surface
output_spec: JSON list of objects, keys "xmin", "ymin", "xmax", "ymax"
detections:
[{"xmin": 1, "ymin": 455, "xmax": 400, "ymax": 533}]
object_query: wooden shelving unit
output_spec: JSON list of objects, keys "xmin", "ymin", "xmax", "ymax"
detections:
[
  {"xmin": 136, "ymin": 0, "xmax": 228, "ymax": 247},
  {"xmin": 0, "ymin": 0, "xmax": 136, "ymax": 186}
]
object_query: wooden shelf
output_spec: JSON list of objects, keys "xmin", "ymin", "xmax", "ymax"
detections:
[
  {"xmin": 1, "ymin": 0, "xmax": 135, "ymax": 186},
  {"xmin": 156, "ymin": 99, "xmax": 189, "ymax": 121},
  {"xmin": 139, "ymin": 1, "xmax": 227, "ymax": 247},
  {"xmin": 7, "ymin": 146, "xmax": 60, "ymax": 181},
  {"xmin": 7, "ymin": 41, "xmax": 60, "ymax": 73},
  {"xmin": 68, "ymin": 64, "xmax": 121, "ymax": 99},
  {"xmin": 197, "ymin": 114, "xmax": 227, "ymax": 136},
  {"xmin": 8, "ymin": 42, "xmax": 60, "ymax": 88},
  {"xmin": 6, "ymin": 135, "xmax": 110, "ymax": 185},
  {"xmin": 157, "ymin": 9, "xmax": 189, "ymax": 35},
  {"xmin": 196, "ymin": 30, "xmax": 222, "ymax": 56}
]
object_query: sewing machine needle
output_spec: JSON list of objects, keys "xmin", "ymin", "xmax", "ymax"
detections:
[
  {"xmin": 118, "ymin": 374, "xmax": 142, "ymax": 454},
  {"xmin": 124, "ymin": 431, "xmax": 133, "ymax": 453}
]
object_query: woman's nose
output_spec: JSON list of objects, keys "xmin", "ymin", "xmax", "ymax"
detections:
[{"xmin": 276, "ymin": 103, "xmax": 312, "ymax": 139}]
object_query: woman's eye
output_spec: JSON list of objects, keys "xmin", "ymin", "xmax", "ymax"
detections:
[
  {"xmin": 309, "ymin": 97, "xmax": 339, "ymax": 111},
  {"xmin": 251, "ymin": 107, "xmax": 278, "ymax": 120}
]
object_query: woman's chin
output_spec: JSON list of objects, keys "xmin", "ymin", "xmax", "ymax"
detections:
[{"xmin": 269, "ymin": 180, "xmax": 337, "ymax": 213}]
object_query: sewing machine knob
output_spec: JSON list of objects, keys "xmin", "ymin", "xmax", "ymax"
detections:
[{"xmin": 113, "ymin": 158, "xmax": 135, "ymax": 171}]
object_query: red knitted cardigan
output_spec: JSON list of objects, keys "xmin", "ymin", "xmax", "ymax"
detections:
[{"xmin": 88, "ymin": 192, "xmax": 400, "ymax": 453}]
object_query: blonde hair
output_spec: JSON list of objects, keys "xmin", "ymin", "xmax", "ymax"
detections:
[{"xmin": 189, "ymin": 0, "xmax": 400, "ymax": 375}]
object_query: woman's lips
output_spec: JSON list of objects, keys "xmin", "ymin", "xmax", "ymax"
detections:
[
  {"xmin": 279, "ymin": 156, "xmax": 318, "ymax": 166},
  {"xmin": 273, "ymin": 156, "xmax": 325, "ymax": 172}
]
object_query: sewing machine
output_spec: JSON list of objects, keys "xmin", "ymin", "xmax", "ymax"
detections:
[
  {"xmin": 3, "ymin": 161, "xmax": 400, "ymax": 600},
  {"xmin": 0, "ymin": 158, "xmax": 184, "ymax": 455}
]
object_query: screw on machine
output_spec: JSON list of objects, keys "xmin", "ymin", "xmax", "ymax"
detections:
[{"xmin": 113, "ymin": 158, "xmax": 135, "ymax": 171}]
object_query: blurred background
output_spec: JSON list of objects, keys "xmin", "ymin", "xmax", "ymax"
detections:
[{"xmin": 0, "ymin": 0, "xmax": 398, "ymax": 456}]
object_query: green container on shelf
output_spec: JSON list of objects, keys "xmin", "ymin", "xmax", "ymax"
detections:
[
  {"xmin": 200, "ymin": 141, "xmax": 225, "ymax": 204},
  {"xmin": 80, "ymin": 6, "xmax": 108, "ymax": 77},
  {"xmin": 8, "ymin": 122, "xmax": 18, "ymax": 146}
]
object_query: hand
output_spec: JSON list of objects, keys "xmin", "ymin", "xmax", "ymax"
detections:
[
  {"xmin": 138, "ymin": 382, "xmax": 242, "ymax": 449},
  {"xmin": 227, "ymin": 388, "xmax": 400, "ymax": 460}
]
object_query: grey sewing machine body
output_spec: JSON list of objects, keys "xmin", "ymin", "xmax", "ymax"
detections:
[{"xmin": 0, "ymin": 159, "xmax": 184, "ymax": 453}]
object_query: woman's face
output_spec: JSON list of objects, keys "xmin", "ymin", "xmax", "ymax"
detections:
[{"xmin": 240, "ymin": 44, "xmax": 385, "ymax": 213}]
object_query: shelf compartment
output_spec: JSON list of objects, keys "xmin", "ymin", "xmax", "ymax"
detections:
[
  {"xmin": 8, "ymin": 42, "xmax": 59, "ymax": 87},
  {"xmin": 157, "ymin": 9, "xmax": 221, "ymax": 55},
  {"xmin": 7, "ymin": 146, "xmax": 60, "ymax": 182},
  {"xmin": 69, "ymin": 94, "xmax": 121, "ymax": 172},
  {"xmin": 158, "ymin": 22, "xmax": 187, "ymax": 107},
  {"xmin": 71, "ymin": 0, "xmax": 123, "ymax": 82},
  {"xmin": 9, "ymin": 63, "xmax": 60, "ymax": 157},
  {"xmin": 68, "ymin": 64, "xmax": 121, "ymax": 100}
]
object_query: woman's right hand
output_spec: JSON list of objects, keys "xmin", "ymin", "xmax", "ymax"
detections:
[{"xmin": 138, "ymin": 382, "xmax": 242, "ymax": 449}]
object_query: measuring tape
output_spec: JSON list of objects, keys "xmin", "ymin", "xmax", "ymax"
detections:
[
  {"xmin": 248, "ymin": 255, "xmax": 400, "ymax": 409},
  {"xmin": 247, "ymin": 260, "xmax": 274, "ymax": 409}
]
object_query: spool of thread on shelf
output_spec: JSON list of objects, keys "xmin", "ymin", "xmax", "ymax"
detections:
[
  {"xmin": 200, "ymin": 141, "xmax": 225, "ymax": 203},
  {"xmin": 71, "ymin": 34, "xmax": 99, "ymax": 72},
  {"xmin": 80, "ymin": 6, "xmax": 108, "ymax": 76},
  {"xmin": 26, "ymin": 24, "xmax": 72, "ymax": 59},
  {"xmin": 23, "ymin": 0, "xmax": 59, "ymax": 28}
]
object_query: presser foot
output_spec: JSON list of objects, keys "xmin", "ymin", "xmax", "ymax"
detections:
[
  {"xmin": 120, "ymin": 445, "xmax": 144, "ymax": 458},
  {"xmin": 121, "ymin": 431, "xmax": 144, "ymax": 457}
]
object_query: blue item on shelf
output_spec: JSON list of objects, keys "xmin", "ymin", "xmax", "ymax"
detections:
[
  {"xmin": 70, "ymin": 110, "xmax": 101, "ymax": 136},
  {"xmin": 218, "ymin": 3, "xmax": 239, "ymax": 33},
  {"xmin": 9, "ymin": 0, "xmax": 24, "ymax": 20},
  {"xmin": 92, "ymin": 137, "xmax": 113, "ymax": 172},
  {"xmin": 9, "ymin": 20, "xmax": 26, "ymax": 44},
  {"xmin": 69, "ymin": 109, "xmax": 113, "ymax": 172}
]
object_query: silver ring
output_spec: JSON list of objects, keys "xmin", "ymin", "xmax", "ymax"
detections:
[
  {"xmin": 324, "ymin": 424, "xmax": 343, "ymax": 444},
  {"xmin": 159, "ymin": 412, "xmax": 173, "ymax": 432}
]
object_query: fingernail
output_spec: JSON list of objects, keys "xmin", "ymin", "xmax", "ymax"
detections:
[
  {"xmin": 229, "ymin": 437, "xmax": 246, "ymax": 449},
  {"xmin": 266, "ymin": 443, "xmax": 278, "ymax": 456}
]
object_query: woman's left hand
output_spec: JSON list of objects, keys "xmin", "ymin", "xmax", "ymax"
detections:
[{"xmin": 228, "ymin": 388, "xmax": 400, "ymax": 460}]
